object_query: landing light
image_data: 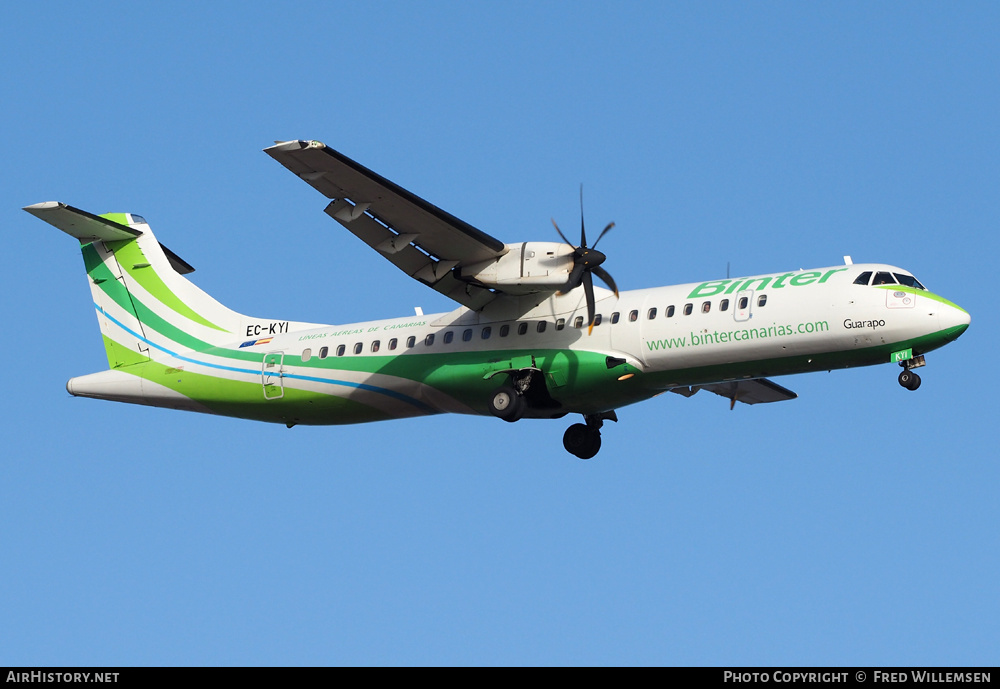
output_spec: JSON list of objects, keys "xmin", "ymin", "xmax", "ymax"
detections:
[{"xmin": 617, "ymin": 373, "xmax": 635, "ymax": 381}]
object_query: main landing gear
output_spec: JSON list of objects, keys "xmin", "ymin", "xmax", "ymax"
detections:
[
  {"xmin": 488, "ymin": 369, "xmax": 534, "ymax": 423},
  {"xmin": 563, "ymin": 411, "xmax": 617, "ymax": 460},
  {"xmin": 487, "ymin": 370, "xmax": 617, "ymax": 459},
  {"xmin": 898, "ymin": 353, "xmax": 926, "ymax": 391},
  {"xmin": 488, "ymin": 383, "xmax": 525, "ymax": 422}
]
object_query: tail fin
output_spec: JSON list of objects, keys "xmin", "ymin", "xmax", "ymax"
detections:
[{"xmin": 25, "ymin": 202, "xmax": 272, "ymax": 369}]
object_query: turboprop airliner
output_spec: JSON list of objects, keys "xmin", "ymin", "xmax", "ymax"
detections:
[{"xmin": 25, "ymin": 140, "xmax": 970, "ymax": 459}]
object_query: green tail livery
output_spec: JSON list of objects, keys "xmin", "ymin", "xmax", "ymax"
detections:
[{"xmin": 25, "ymin": 140, "xmax": 971, "ymax": 459}]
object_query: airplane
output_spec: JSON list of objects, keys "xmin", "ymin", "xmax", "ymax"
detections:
[{"xmin": 25, "ymin": 139, "xmax": 971, "ymax": 459}]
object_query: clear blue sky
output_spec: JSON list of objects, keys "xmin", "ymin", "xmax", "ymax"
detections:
[{"xmin": 2, "ymin": 2, "xmax": 996, "ymax": 666}]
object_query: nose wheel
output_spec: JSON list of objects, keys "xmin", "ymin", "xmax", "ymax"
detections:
[
  {"xmin": 898, "ymin": 369, "xmax": 921, "ymax": 391},
  {"xmin": 897, "ymin": 353, "xmax": 926, "ymax": 391}
]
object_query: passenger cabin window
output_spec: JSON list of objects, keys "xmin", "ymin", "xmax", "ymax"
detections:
[
  {"xmin": 555, "ymin": 319, "xmax": 566, "ymax": 331},
  {"xmin": 406, "ymin": 336, "xmax": 416, "ymax": 348},
  {"xmin": 388, "ymin": 338, "xmax": 398, "ymax": 351},
  {"xmin": 666, "ymin": 305, "xmax": 675, "ymax": 318},
  {"xmin": 302, "ymin": 348, "xmax": 312, "ymax": 362},
  {"xmin": 574, "ymin": 316, "xmax": 584, "ymax": 329},
  {"xmin": 463, "ymin": 328, "xmax": 473, "ymax": 342},
  {"xmin": 720, "ymin": 299, "xmax": 729, "ymax": 312},
  {"xmin": 872, "ymin": 272, "xmax": 897, "ymax": 285},
  {"xmin": 353, "ymin": 342, "xmax": 363, "ymax": 355},
  {"xmin": 482, "ymin": 327, "xmax": 492, "ymax": 339},
  {"xmin": 647, "ymin": 307, "xmax": 657, "ymax": 320},
  {"xmin": 319, "ymin": 346, "xmax": 328, "ymax": 359},
  {"xmin": 893, "ymin": 273, "xmax": 926, "ymax": 290},
  {"xmin": 371, "ymin": 340, "xmax": 380, "ymax": 353},
  {"xmin": 499, "ymin": 324, "xmax": 510, "ymax": 337},
  {"xmin": 702, "ymin": 302, "xmax": 711, "ymax": 314},
  {"xmin": 517, "ymin": 322, "xmax": 528, "ymax": 335},
  {"xmin": 854, "ymin": 271, "xmax": 873, "ymax": 286},
  {"xmin": 629, "ymin": 310, "xmax": 638, "ymax": 322},
  {"xmin": 336, "ymin": 344, "xmax": 346, "ymax": 357},
  {"xmin": 424, "ymin": 334, "xmax": 435, "ymax": 346},
  {"xmin": 757, "ymin": 295, "xmax": 767, "ymax": 307},
  {"xmin": 611, "ymin": 312, "xmax": 620, "ymax": 324},
  {"xmin": 443, "ymin": 331, "xmax": 454, "ymax": 344},
  {"xmin": 737, "ymin": 297, "xmax": 748, "ymax": 310},
  {"xmin": 537, "ymin": 321, "xmax": 547, "ymax": 333},
  {"xmin": 683, "ymin": 303, "xmax": 693, "ymax": 316}
]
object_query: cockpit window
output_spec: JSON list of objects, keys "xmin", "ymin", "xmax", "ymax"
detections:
[
  {"xmin": 129, "ymin": 214, "xmax": 147, "ymax": 225},
  {"xmin": 853, "ymin": 271, "xmax": 872, "ymax": 286},
  {"xmin": 872, "ymin": 272, "xmax": 897, "ymax": 286},
  {"xmin": 893, "ymin": 273, "xmax": 926, "ymax": 290}
]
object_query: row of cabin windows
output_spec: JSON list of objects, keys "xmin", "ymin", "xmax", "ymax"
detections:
[{"xmin": 298, "ymin": 294, "xmax": 771, "ymax": 360}]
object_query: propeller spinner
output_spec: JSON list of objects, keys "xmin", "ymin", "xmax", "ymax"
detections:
[{"xmin": 552, "ymin": 190, "xmax": 619, "ymax": 335}]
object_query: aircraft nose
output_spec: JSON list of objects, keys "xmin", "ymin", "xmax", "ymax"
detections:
[{"xmin": 940, "ymin": 301, "xmax": 970, "ymax": 340}]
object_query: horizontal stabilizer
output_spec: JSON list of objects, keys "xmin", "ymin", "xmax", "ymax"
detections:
[
  {"xmin": 24, "ymin": 202, "xmax": 141, "ymax": 243},
  {"xmin": 671, "ymin": 378, "xmax": 797, "ymax": 406}
]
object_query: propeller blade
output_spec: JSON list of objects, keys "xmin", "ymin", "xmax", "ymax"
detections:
[
  {"xmin": 551, "ymin": 218, "xmax": 573, "ymax": 248},
  {"xmin": 579, "ymin": 186, "xmax": 588, "ymax": 248},
  {"xmin": 558, "ymin": 262, "xmax": 586, "ymax": 295},
  {"xmin": 592, "ymin": 265, "xmax": 619, "ymax": 298},
  {"xmin": 591, "ymin": 221, "xmax": 615, "ymax": 249},
  {"xmin": 584, "ymin": 271, "xmax": 596, "ymax": 335}
]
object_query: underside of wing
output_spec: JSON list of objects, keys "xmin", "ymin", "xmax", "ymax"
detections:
[
  {"xmin": 265, "ymin": 140, "xmax": 508, "ymax": 310},
  {"xmin": 24, "ymin": 202, "xmax": 142, "ymax": 243},
  {"xmin": 671, "ymin": 378, "xmax": 798, "ymax": 407}
]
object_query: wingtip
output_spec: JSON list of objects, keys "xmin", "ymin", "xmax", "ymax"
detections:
[
  {"xmin": 23, "ymin": 201, "xmax": 63, "ymax": 212},
  {"xmin": 265, "ymin": 139, "xmax": 327, "ymax": 153}
]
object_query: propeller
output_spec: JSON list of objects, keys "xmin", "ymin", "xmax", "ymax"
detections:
[{"xmin": 552, "ymin": 189, "xmax": 619, "ymax": 335}]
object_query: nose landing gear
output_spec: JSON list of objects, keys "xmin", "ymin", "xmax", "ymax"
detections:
[
  {"xmin": 898, "ymin": 369, "xmax": 921, "ymax": 391},
  {"xmin": 897, "ymin": 353, "xmax": 926, "ymax": 391}
]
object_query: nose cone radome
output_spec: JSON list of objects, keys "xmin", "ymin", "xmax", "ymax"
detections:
[{"xmin": 940, "ymin": 301, "xmax": 971, "ymax": 342}]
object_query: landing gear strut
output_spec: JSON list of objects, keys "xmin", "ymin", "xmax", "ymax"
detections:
[{"xmin": 563, "ymin": 411, "xmax": 617, "ymax": 460}]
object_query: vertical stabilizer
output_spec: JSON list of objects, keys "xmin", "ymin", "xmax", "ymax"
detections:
[{"xmin": 25, "ymin": 203, "xmax": 271, "ymax": 369}]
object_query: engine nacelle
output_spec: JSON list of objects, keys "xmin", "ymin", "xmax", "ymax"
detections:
[{"xmin": 461, "ymin": 242, "xmax": 574, "ymax": 293}]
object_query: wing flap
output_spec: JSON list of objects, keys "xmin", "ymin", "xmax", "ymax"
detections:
[{"xmin": 265, "ymin": 140, "xmax": 506, "ymax": 310}]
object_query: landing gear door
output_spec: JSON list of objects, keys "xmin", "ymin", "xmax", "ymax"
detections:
[
  {"xmin": 262, "ymin": 351, "xmax": 285, "ymax": 400},
  {"xmin": 734, "ymin": 290, "xmax": 753, "ymax": 322}
]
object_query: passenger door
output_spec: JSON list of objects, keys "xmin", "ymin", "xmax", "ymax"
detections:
[{"xmin": 261, "ymin": 351, "xmax": 285, "ymax": 400}]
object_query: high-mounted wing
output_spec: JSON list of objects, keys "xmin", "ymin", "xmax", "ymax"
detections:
[
  {"xmin": 671, "ymin": 378, "xmax": 798, "ymax": 408},
  {"xmin": 265, "ymin": 140, "xmax": 507, "ymax": 310}
]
